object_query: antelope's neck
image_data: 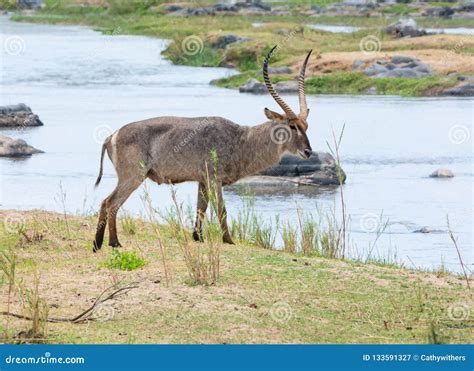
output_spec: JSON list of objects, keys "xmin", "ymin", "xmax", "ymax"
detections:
[{"xmin": 239, "ymin": 122, "xmax": 287, "ymax": 177}]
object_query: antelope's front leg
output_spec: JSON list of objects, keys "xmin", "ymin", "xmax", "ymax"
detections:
[
  {"xmin": 193, "ymin": 182, "xmax": 208, "ymax": 242},
  {"xmin": 216, "ymin": 184, "xmax": 234, "ymax": 245}
]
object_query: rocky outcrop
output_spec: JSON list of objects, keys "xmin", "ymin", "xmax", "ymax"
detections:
[
  {"xmin": 17, "ymin": 0, "xmax": 43, "ymax": 9},
  {"xmin": 211, "ymin": 34, "xmax": 248, "ymax": 49},
  {"xmin": 236, "ymin": 152, "xmax": 346, "ymax": 187},
  {"xmin": 422, "ymin": 7, "xmax": 455, "ymax": 18},
  {"xmin": 0, "ymin": 104, "xmax": 44, "ymax": 128},
  {"xmin": 429, "ymin": 168, "xmax": 454, "ymax": 178},
  {"xmin": 259, "ymin": 66, "xmax": 292, "ymax": 75},
  {"xmin": 0, "ymin": 135, "xmax": 43, "ymax": 157},
  {"xmin": 239, "ymin": 79, "xmax": 298, "ymax": 94},
  {"xmin": 359, "ymin": 56, "xmax": 433, "ymax": 79},
  {"xmin": 413, "ymin": 227, "xmax": 444, "ymax": 234},
  {"xmin": 441, "ymin": 83, "xmax": 474, "ymax": 97},
  {"xmin": 384, "ymin": 18, "xmax": 429, "ymax": 38}
]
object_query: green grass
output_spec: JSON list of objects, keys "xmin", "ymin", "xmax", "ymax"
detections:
[
  {"xmin": 0, "ymin": 210, "xmax": 471, "ymax": 344},
  {"xmin": 214, "ymin": 72, "xmax": 459, "ymax": 96},
  {"xmin": 381, "ymin": 4, "xmax": 418, "ymax": 15},
  {"xmin": 101, "ymin": 249, "xmax": 146, "ymax": 271},
  {"xmin": 0, "ymin": 0, "xmax": 16, "ymax": 10}
]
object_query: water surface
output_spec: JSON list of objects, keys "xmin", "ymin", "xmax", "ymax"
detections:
[{"xmin": 1, "ymin": 17, "xmax": 472, "ymax": 272}]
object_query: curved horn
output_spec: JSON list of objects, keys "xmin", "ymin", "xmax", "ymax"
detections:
[
  {"xmin": 298, "ymin": 49, "xmax": 312, "ymax": 120},
  {"xmin": 263, "ymin": 46, "xmax": 297, "ymax": 118}
]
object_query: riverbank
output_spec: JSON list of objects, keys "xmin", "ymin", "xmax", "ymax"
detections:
[
  {"xmin": 0, "ymin": 210, "xmax": 472, "ymax": 344},
  {"xmin": 6, "ymin": 1, "xmax": 474, "ymax": 97}
]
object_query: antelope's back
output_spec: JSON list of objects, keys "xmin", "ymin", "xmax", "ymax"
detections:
[{"xmin": 118, "ymin": 116, "xmax": 245, "ymax": 181}]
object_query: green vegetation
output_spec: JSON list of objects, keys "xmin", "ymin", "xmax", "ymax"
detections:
[
  {"xmin": 214, "ymin": 72, "xmax": 459, "ymax": 96},
  {"xmin": 381, "ymin": 4, "xmax": 418, "ymax": 15},
  {"xmin": 101, "ymin": 249, "xmax": 146, "ymax": 271},
  {"xmin": 5, "ymin": 1, "xmax": 474, "ymax": 96},
  {"xmin": 0, "ymin": 210, "xmax": 471, "ymax": 344},
  {"xmin": 0, "ymin": 0, "xmax": 16, "ymax": 10}
]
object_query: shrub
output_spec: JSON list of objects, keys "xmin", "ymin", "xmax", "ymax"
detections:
[{"xmin": 102, "ymin": 250, "xmax": 146, "ymax": 271}]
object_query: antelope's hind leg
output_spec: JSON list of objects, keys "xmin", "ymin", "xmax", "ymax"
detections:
[
  {"xmin": 93, "ymin": 199, "xmax": 108, "ymax": 252},
  {"xmin": 106, "ymin": 177, "xmax": 143, "ymax": 248}
]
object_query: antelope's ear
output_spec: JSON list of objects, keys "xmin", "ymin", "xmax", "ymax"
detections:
[{"xmin": 264, "ymin": 108, "xmax": 285, "ymax": 121}]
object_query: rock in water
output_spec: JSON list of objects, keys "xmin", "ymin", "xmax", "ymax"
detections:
[
  {"xmin": 17, "ymin": 0, "xmax": 43, "ymax": 9},
  {"xmin": 429, "ymin": 169, "xmax": 454, "ymax": 178},
  {"xmin": 0, "ymin": 135, "xmax": 43, "ymax": 157},
  {"xmin": 384, "ymin": 18, "xmax": 428, "ymax": 38},
  {"xmin": 0, "ymin": 104, "xmax": 44, "ymax": 128},
  {"xmin": 239, "ymin": 79, "xmax": 267, "ymax": 94},
  {"xmin": 239, "ymin": 79, "xmax": 298, "ymax": 94},
  {"xmin": 235, "ymin": 152, "xmax": 346, "ymax": 187},
  {"xmin": 442, "ymin": 83, "xmax": 474, "ymax": 97}
]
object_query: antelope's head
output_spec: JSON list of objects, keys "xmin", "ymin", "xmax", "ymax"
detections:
[{"xmin": 263, "ymin": 46, "xmax": 313, "ymax": 160}]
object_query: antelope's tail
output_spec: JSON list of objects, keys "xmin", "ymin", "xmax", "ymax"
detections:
[{"xmin": 94, "ymin": 136, "xmax": 112, "ymax": 188}]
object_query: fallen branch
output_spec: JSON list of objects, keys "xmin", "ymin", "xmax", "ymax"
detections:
[{"xmin": 0, "ymin": 282, "xmax": 139, "ymax": 324}]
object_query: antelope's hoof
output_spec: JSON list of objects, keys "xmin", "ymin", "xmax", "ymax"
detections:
[
  {"xmin": 109, "ymin": 241, "xmax": 122, "ymax": 248},
  {"xmin": 192, "ymin": 231, "xmax": 203, "ymax": 242},
  {"xmin": 223, "ymin": 236, "xmax": 235, "ymax": 245},
  {"xmin": 92, "ymin": 240, "xmax": 102, "ymax": 253}
]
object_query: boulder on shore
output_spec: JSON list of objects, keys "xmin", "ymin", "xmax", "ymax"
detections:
[
  {"xmin": 237, "ymin": 152, "xmax": 346, "ymax": 187},
  {"xmin": 239, "ymin": 79, "xmax": 298, "ymax": 94},
  {"xmin": 441, "ymin": 83, "xmax": 474, "ymax": 97},
  {"xmin": 17, "ymin": 0, "xmax": 43, "ymax": 9},
  {"xmin": 0, "ymin": 135, "xmax": 43, "ymax": 157},
  {"xmin": 384, "ymin": 18, "xmax": 428, "ymax": 38},
  {"xmin": 0, "ymin": 104, "xmax": 44, "ymax": 128},
  {"xmin": 362, "ymin": 55, "xmax": 433, "ymax": 79},
  {"xmin": 429, "ymin": 168, "xmax": 454, "ymax": 178},
  {"xmin": 211, "ymin": 34, "xmax": 249, "ymax": 49}
]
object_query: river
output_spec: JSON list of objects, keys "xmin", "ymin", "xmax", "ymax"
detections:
[{"xmin": 0, "ymin": 16, "xmax": 472, "ymax": 272}]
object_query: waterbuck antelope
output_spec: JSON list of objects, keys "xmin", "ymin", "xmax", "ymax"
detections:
[{"xmin": 93, "ymin": 46, "xmax": 313, "ymax": 251}]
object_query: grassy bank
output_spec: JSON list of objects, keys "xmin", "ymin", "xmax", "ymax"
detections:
[
  {"xmin": 7, "ymin": 0, "xmax": 474, "ymax": 97},
  {"xmin": 0, "ymin": 210, "xmax": 472, "ymax": 344},
  {"xmin": 214, "ymin": 71, "xmax": 459, "ymax": 96}
]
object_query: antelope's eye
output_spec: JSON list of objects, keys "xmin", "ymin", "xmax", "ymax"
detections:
[{"xmin": 289, "ymin": 124, "xmax": 297, "ymax": 131}]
